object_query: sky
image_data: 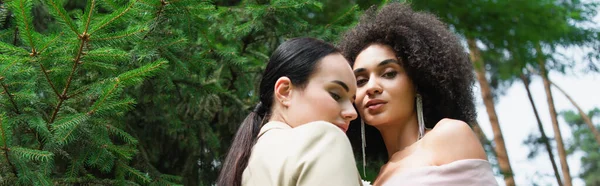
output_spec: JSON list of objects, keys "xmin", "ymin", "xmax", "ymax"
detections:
[
  {"xmin": 473, "ymin": 8, "xmax": 600, "ymax": 186},
  {"xmin": 476, "ymin": 69, "xmax": 599, "ymax": 186}
]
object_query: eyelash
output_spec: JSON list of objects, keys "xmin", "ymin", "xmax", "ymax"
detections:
[
  {"xmin": 357, "ymin": 78, "xmax": 368, "ymax": 86},
  {"xmin": 330, "ymin": 92, "xmax": 342, "ymax": 101},
  {"xmin": 383, "ymin": 71, "xmax": 397, "ymax": 78},
  {"xmin": 356, "ymin": 70, "xmax": 398, "ymax": 86}
]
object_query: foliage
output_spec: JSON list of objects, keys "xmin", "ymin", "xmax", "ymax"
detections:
[{"xmin": 562, "ymin": 108, "xmax": 600, "ymax": 185}]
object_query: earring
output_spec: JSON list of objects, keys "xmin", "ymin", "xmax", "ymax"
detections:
[
  {"xmin": 361, "ymin": 119, "xmax": 366, "ymax": 178},
  {"xmin": 416, "ymin": 94, "xmax": 425, "ymax": 140}
]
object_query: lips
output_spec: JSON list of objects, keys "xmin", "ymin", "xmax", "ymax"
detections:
[
  {"xmin": 334, "ymin": 123, "xmax": 349, "ymax": 133},
  {"xmin": 365, "ymin": 99, "xmax": 387, "ymax": 110}
]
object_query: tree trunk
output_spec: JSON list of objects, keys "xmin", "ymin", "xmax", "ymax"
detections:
[
  {"xmin": 520, "ymin": 74, "xmax": 563, "ymax": 186},
  {"xmin": 471, "ymin": 121, "xmax": 491, "ymax": 148},
  {"xmin": 549, "ymin": 79, "xmax": 600, "ymax": 145},
  {"xmin": 535, "ymin": 44, "xmax": 572, "ymax": 186},
  {"xmin": 467, "ymin": 38, "xmax": 515, "ymax": 186}
]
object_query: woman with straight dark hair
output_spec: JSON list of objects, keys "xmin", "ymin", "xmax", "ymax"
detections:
[{"xmin": 217, "ymin": 37, "xmax": 363, "ymax": 186}]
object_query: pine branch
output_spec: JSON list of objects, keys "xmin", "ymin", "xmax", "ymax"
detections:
[
  {"xmin": 12, "ymin": 27, "xmax": 18, "ymax": 45},
  {"xmin": 1, "ymin": 56, "xmax": 23, "ymax": 73},
  {"xmin": 52, "ymin": 34, "xmax": 89, "ymax": 123},
  {"xmin": 106, "ymin": 145, "xmax": 136, "ymax": 160},
  {"xmin": 15, "ymin": 0, "xmax": 36, "ymax": 53},
  {"xmin": 0, "ymin": 38, "xmax": 28, "ymax": 55},
  {"xmin": 85, "ymin": 48, "xmax": 129, "ymax": 61},
  {"xmin": 88, "ymin": 80, "xmax": 118, "ymax": 115},
  {"xmin": 66, "ymin": 152, "xmax": 85, "ymax": 177},
  {"xmin": 51, "ymin": 113, "xmax": 89, "ymax": 131},
  {"xmin": 0, "ymin": 116, "xmax": 18, "ymax": 176},
  {"xmin": 90, "ymin": 0, "xmax": 137, "ymax": 35},
  {"xmin": 227, "ymin": 67, "xmax": 237, "ymax": 90},
  {"xmin": 27, "ymin": 117, "xmax": 51, "ymax": 150},
  {"xmin": 268, "ymin": 2, "xmax": 314, "ymax": 11},
  {"xmin": 106, "ymin": 124, "xmax": 138, "ymax": 145},
  {"xmin": 54, "ymin": 178, "xmax": 139, "ymax": 185},
  {"xmin": 125, "ymin": 124, "xmax": 161, "ymax": 175},
  {"xmin": 142, "ymin": 0, "xmax": 167, "ymax": 40},
  {"xmin": 121, "ymin": 162, "xmax": 151, "ymax": 183},
  {"xmin": 200, "ymin": 30, "xmax": 213, "ymax": 51},
  {"xmin": 98, "ymin": 0, "xmax": 118, "ymax": 10},
  {"xmin": 116, "ymin": 60, "xmax": 167, "ymax": 85},
  {"xmin": 89, "ymin": 60, "xmax": 166, "ymax": 114},
  {"xmin": 63, "ymin": 36, "xmax": 88, "ymax": 96},
  {"xmin": 66, "ymin": 79, "xmax": 108, "ymax": 99},
  {"xmin": 159, "ymin": 38, "xmax": 186, "ymax": 48},
  {"xmin": 325, "ymin": 5, "xmax": 357, "ymax": 28},
  {"xmin": 84, "ymin": 0, "xmax": 96, "ymax": 33},
  {"xmin": 1, "ymin": 81, "xmax": 20, "ymax": 114},
  {"xmin": 38, "ymin": 32, "xmax": 63, "ymax": 53},
  {"xmin": 87, "ymin": 148, "xmax": 110, "ymax": 171},
  {"xmin": 49, "ymin": 99, "xmax": 64, "ymax": 124},
  {"xmin": 156, "ymin": 174, "xmax": 182, "ymax": 184},
  {"xmin": 11, "ymin": 147, "xmax": 53, "ymax": 162},
  {"xmin": 38, "ymin": 63, "xmax": 61, "ymax": 98},
  {"xmin": 52, "ymin": 113, "xmax": 90, "ymax": 145},
  {"xmin": 172, "ymin": 79, "xmax": 205, "ymax": 89},
  {"xmin": 46, "ymin": 0, "xmax": 79, "ymax": 35},
  {"xmin": 91, "ymin": 27, "xmax": 145, "ymax": 41}
]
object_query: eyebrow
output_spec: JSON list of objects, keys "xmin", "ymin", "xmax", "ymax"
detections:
[
  {"xmin": 378, "ymin": 59, "xmax": 399, "ymax": 67},
  {"xmin": 353, "ymin": 58, "xmax": 399, "ymax": 74},
  {"xmin": 332, "ymin": 80, "xmax": 349, "ymax": 92}
]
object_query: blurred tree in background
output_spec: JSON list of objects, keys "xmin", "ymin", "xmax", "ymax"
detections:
[{"xmin": 563, "ymin": 108, "xmax": 600, "ymax": 186}]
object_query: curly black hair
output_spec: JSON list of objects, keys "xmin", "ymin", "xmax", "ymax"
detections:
[{"xmin": 339, "ymin": 3, "xmax": 477, "ymax": 160}]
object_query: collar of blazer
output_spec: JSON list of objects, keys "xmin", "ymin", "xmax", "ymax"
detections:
[{"xmin": 257, "ymin": 121, "xmax": 291, "ymax": 139}]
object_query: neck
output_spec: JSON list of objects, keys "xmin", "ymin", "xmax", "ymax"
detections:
[
  {"xmin": 375, "ymin": 114, "xmax": 419, "ymax": 159},
  {"xmin": 268, "ymin": 104, "xmax": 288, "ymax": 125}
]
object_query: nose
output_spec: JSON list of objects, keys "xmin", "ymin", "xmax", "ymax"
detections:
[
  {"xmin": 341, "ymin": 102, "xmax": 358, "ymax": 122},
  {"xmin": 365, "ymin": 77, "xmax": 383, "ymax": 96}
]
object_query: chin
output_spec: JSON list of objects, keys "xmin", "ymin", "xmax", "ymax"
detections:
[{"xmin": 361, "ymin": 114, "xmax": 389, "ymax": 126}]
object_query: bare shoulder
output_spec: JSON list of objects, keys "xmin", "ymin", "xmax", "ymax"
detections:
[{"xmin": 421, "ymin": 118, "xmax": 488, "ymax": 165}]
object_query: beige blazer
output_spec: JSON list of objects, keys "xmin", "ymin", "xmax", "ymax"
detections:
[{"xmin": 242, "ymin": 121, "xmax": 362, "ymax": 186}]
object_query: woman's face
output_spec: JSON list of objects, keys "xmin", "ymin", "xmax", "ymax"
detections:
[
  {"xmin": 285, "ymin": 53, "xmax": 358, "ymax": 133},
  {"xmin": 353, "ymin": 44, "xmax": 416, "ymax": 127}
]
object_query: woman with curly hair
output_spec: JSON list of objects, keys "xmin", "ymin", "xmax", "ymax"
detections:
[{"xmin": 339, "ymin": 3, "xmax": 497, "ymax": 185}]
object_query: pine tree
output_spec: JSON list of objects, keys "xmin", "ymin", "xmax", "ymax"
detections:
[{"xmin": 0, "ymin": 0, "xmax": 171, "ymax": 185}]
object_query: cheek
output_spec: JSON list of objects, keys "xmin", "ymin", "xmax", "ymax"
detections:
[
  {"xmin": 301, "ymin": 91, "xmax": 340, "ymax": 118},
  {"xmin": 355, "ymin": 87, "xmax": 368, "ymax": 109},
  {"xmin": 315, "ymin": 93, "xmax": 339, "ymax": 113},
  {"xmin": 354, "ymin": 87, "xmax": 369, "ymax": 118},
  {"xmin": 386, "ymin": 77, "xmax": 415, "ymax": 113}
]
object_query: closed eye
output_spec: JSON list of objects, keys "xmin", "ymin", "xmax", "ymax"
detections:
[{"xmin": 330, "ymin": 92, "xmax": 341, "ymax": 101}]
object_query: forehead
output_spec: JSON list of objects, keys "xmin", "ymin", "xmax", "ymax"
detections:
[
  {"xmin": 310, "ymin": 54, "xmax": 356, "ymax": 90},
  {"xmin": 353, "ymin": 44, "xmax": 397, "ymax": 69}
]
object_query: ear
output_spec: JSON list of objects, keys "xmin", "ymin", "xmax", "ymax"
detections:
[{"xmin": 274, "ymin": 76, "xmax": 294, "ymax": 107}]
